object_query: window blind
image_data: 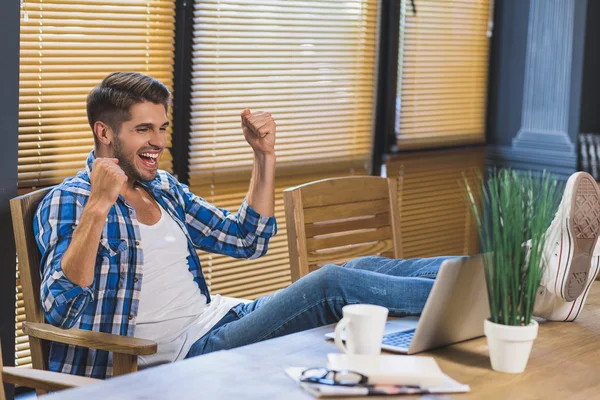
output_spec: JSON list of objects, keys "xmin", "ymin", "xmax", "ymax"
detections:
[
  {"xmin": 16, "ymin": 0, "xmax": 177, "ymax": 369},
  {"xmin": 15, "ymin": 267, "xmax": 30, "ymax": 368},
  {"xmin": 395, "ymin": 0, "xmax": 492, "ymax": 150},
  {"xmin": 384, "ymin": 147, "xmax": 484, "ymax": 258},
  {"xmin": 189, "ymin": 0, "xmax": 379, "ymax": 299},
  {"xmin": 18, "ymin": 0, "xmax": 176, "ymax": 189}
]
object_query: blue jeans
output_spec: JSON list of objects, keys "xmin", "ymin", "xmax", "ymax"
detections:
[{"xmin": 185, "ymin": 256, "xmax": 454, "ymax": 358}]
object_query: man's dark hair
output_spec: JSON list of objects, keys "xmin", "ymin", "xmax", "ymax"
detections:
[{"xmin": 86, "ymin": 72, "xmax": 171, "ymax": 142}]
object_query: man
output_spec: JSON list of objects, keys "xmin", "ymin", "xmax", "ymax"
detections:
[{"xmin": 34, "ymin": 72, "xmax": 600, "ymax": 378}]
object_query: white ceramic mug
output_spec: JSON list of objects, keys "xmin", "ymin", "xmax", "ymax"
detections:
[{"xmin": 334, "ymin": 304, "xmax": 389, "ymax": 356}]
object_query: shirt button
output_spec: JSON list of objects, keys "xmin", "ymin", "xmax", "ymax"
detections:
[
  {"xmin": 133, "ymin": 277, "xmax": 138, "ymax": 283},
  {"xmin": 135, "ymin": 240, "xmax": 141, "ymax": 246},
  {"xmin": 128, "ymin": 315, "xmax": 134, "ymax": 321}
]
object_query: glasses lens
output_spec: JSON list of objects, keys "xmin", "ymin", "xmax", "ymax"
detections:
[
  {"xmin": 301, "ymin": 367, "xmax": 329, "ymax": 380},
  {"xmin": 300, "ymin": 368, "xmax": 367, "ymax": 386},
  {"xmin": 334, "ymin": 371, "xmax": 365, "ymax": 385}
]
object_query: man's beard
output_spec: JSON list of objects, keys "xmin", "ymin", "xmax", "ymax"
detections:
[{"xmin": 112, "ymin": 136, "xmax": 155, "ymax": 182}]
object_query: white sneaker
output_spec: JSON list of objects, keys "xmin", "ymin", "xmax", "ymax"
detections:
[
  {"xmin": 534, "ymin": 256, "xmax": 600, "ymax": 321},
  {"xmin": 534, "ymin": 171, "xmax": 600, "ymax": 321},
  {"xmin": 540, "ymin": 172, "xmax": 600, "ymax": 302}
]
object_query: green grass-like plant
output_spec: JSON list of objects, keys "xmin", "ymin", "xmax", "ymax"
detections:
[{"xmin": 461, "ymin": 169, "xmax": 562, "ymax": 326}]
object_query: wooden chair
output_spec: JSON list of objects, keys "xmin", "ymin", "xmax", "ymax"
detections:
[
  {"xmin": 283, "ymin": 176, "xmax": 402, "ymax": 282},
  {"xmin": 0, "ymin": 339, "xmax": 99, "ymax": 399},
  {"xmin": 9, "ymin": 188, "xmax": 157, "ymax": 386}
]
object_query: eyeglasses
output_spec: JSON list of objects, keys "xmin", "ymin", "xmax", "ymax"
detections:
[{"xmin": 300, "ymin": 367, "xmax": 369, "ymax": 387}]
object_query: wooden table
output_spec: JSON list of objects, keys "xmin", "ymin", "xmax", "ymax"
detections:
[{"xmin": 46, "ymin": 282, "xmax": 600, "ymax": 400}]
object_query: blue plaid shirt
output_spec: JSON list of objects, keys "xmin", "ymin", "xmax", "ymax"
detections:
[{"xmin": 33, "ymin": 151, "xmax": 277, "ymax": 379}]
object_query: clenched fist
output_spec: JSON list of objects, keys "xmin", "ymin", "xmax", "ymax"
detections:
[
  {"xmin": 241, "ymin": 109, "xmax": 276, "ymax": 156},
  {"xmin": 89, "ymin": 158, "xmax": 128, "ymax": 212}
]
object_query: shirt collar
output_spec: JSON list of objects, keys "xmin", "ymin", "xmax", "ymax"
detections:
[{"xmin": 84, "ymin": 150, "xmax": 165, "ymax": 190}]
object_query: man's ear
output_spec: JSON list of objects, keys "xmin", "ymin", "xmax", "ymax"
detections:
[{"xmin": 93, "ymin": 121, "xmax": 113, "ymax": 145}]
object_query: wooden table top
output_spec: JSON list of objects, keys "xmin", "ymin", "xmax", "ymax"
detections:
[{"xmin": 46, "ymin": 282, "xmax": 600, "ymax": 400}]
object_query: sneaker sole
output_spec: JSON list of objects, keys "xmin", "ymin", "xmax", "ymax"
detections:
[
  {"xmin": 534, "ymin": 256, "xmax": 600, "ymax": 321},
  {"xmin": 564, "ymin": 256, "xmax": 600, "ymax": 321},
  {"xmin": 558, "ymin": 173, "xmax": 600, "ymax": 301}
]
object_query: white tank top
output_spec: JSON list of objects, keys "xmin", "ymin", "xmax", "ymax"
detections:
[{"xmin": 135, "ymin": 203, "xmax": 239, "ymax": 367}]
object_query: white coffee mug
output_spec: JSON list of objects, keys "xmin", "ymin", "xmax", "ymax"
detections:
[{"xmin": 334, "ymin": 304, "xmax": 389, "ymax": 356}]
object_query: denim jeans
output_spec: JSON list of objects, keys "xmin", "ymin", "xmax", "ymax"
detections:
[{"xmin": 185, "ymin": 256, "xmax": 455, "ymax": 358}]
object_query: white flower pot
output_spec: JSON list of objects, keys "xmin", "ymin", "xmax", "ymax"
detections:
[{"xmin": 484, "ymin": 319, "xmax": 539, "ymax": 374}]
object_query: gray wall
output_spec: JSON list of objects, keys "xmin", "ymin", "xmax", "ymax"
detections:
[
  {"xmin": 0, "ymin": 1, "xmax": 19, "ymax": 399},
  {"xmin": 486, "ymin": 0, "xmax": 530, "ymax": 148},
  {"xmin": 486, "ymin": 0, "xmax": 598, "ymax": 178},
  {"xmin": 579, "ymin": 0, "xmax": 600, "ymax": 133}
]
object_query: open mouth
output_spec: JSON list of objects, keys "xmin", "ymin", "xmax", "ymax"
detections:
[{"xmin": 138, "ymin": 152, "xmax": 160, "ymax": 169}]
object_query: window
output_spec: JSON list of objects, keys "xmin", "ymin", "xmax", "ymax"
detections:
[
  {"xmin": 385, "ymin": 147, "xmax": 484, "ymax": 258},
  {"xmin": 18, "ymin": 0, "xmax": 176, "ymax": 189},
  {"xmin": 188, "ymin": 0, "xmax": 379, "ymax": 298},
  {"xmin": 385, "ymin": 0, "xmax": 491, "ymax": 259},
  {"xmin": 395, "ymin": 0, "xmax": 493, "ymax": 150},
  {"xmin": 16, "ymin": 0, "xmax": 177, "ymax": 368}
]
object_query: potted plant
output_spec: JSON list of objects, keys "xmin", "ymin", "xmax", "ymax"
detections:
[{"xmin": 461, "ymin": 169, "xmax": 561, "ymax": 373}]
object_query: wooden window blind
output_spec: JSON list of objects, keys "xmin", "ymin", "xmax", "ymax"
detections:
[
  {"xmin": 15, "ymin": 267, "xmax": 29, "ymax": 368},
  {"xmin": 189, "ymin": 0, "xmax": 379, "ymax": 299},
  {"xmin": 18, "ymin": 0, "xmax": 176, "ymax": 189},
  {"xmin": 16, "ymin": 0, "xmax": 177, "ymax": 369},
  {"xmin": 395, "ymin": 0, "xmax": 493, "ymax": 150},
  {"xmin": 384, "ymin": 147, "xmax": 483, "ymax": 258}
]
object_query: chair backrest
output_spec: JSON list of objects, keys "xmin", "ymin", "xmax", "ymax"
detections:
[
  {"xmin": 283, "ymin": 176, "xmax": 402, "ymax": 282},
  {"xmin": 10, "ymin": 187, "xmax": 54, "ymax": 372}
]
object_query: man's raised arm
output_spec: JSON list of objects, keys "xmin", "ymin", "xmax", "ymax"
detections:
[
  {"xmin": 176, "ymin": 109, "xmax": 278, "ymax": 260},
  {"xmin": 59, "ymin": 158, "xmax": 128, "ymax": 287},
  {"xmin": 35, "ymin": 158, "xmax": 127, "ymax": 327},
  {"xmin": 241, "ymin": 109, "xmax": 276, "ymax": 218}
]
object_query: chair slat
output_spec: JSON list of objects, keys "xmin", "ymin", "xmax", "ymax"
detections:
[
  {"xmin": 304, "ymin": 213, "xmax": 391, "ymax": 238},
  {"xmin": 307, "ymin": 239, "xmax": 395, "ymax": 267},
  {"xmin": 303, "ymin": 198, "xmax": 390, "ymax": 224},
  {"xmin": 292, "ymin": 176, "xmax": 390, "ymax": 208},
  {"xmin": 306, "ymin": 226, "xmax": 393, "ymax": 252}
]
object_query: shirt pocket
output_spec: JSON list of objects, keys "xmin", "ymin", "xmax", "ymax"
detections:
[
  {"xmin": 96, "ymin": 239, "xmax": 129, "ymax": 292},
  {"xmin": 99, "ymin": 238, "xmax": 129, "ymax": 258}
]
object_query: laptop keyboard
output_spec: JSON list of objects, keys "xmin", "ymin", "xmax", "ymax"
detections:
[{"xmin": 382, "ymin": 329, "xmax": 416, "ymax": 348}]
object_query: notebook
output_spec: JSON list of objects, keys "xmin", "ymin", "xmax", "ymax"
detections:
[
  {"xmin": 327, "ymin": 354, "xmax": 444, "ymax": 387},
  {"xmin": 285, "ymin": 354, "xmax": 470, "ymax": 398}
]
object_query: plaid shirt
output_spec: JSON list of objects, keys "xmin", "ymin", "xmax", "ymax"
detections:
[{"xmin": 33, "ymin": 151, "xmax": 277, "ymax": 379}]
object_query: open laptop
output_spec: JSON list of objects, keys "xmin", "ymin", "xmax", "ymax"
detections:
[{"xmin": 325, "ymin": 255, "xmax": 490, "ymax": 354}]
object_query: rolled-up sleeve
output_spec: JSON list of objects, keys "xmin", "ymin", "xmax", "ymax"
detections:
[
  {"xmin": 175, "ymin": 180, "xmax": 277, "ymax": 259},
  {"xmin": 34, "ymin": 190, "xmax": 94, "ymax": 328}
]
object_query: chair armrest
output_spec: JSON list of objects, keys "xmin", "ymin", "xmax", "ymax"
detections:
[
  {"xmin": 23, "ymin": 322, "xmax": 157, "ymax": 356},
  {"xmin": 2, "ymin": 366, "xmax": 100, "ymax": 392}
]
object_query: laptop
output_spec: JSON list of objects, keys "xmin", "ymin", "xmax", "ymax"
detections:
[{"xmin": 325, "ymin": 255, "xmax": 490, "ymax": 354}]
